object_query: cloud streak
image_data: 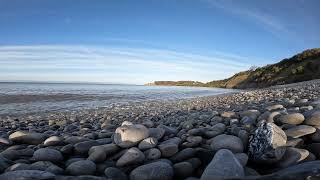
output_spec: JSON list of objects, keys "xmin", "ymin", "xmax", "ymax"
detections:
[
  {"xmin": 202, "ymin": 0, "xmax": 290, "ymax": 37},
  {"xmin": 0, "ymin": 45, "xmax": 254, "ymax": 84}
]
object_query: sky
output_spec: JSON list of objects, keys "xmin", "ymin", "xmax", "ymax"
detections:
[{"xmin": 0, "ymin": 0, "xmax": 319, "ymax": 84}]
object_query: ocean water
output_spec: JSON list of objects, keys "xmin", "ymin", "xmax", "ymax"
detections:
[{"xmin": 0, "ymin": 82, "xmax": 236, "ymax": 116}]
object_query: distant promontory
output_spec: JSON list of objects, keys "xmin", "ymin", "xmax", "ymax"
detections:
[{"xmin": 147, "ymin": 48, "xmax": 320, "ymax": 89}]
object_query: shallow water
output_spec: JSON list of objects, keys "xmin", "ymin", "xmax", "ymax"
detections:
[{"xmin": 0, "ymin": 82, "xmax": 236, "ymax": 116}]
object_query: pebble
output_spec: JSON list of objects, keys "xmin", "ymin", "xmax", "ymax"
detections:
[
  {"xmin": 144, "ymin": 148, "xmax": 161, "ymax": 160},
  {"xmin": 158, "ymin": 143, "xmax": 179, "ymax": 157},
  {"xmin": 130, "ymin": 161, "xmax": 174, "ymax": 180},
  {"xmin": 0, "ymin": 170, "xmax": 55, "ymax": 180},
  {"xmin": 32, "ymin": 148, "xmax": 63, "ymax": 163},
  {"xmin": 88, "ymin": 146, "xmax": 106, "ymax": 163},
  {"xmin": 279, "ymin": 113, "xmax": 305, "ymax": 125},
  {"xmin": 138, "ymin": 137, "xmax": 158, "ymax": 150},
  {"xmin": 74, "ymin": 140, "xmax": 100, "ymax": 154},
  {"xmin": 104, "ymin": 167, "xmax": 127, "ymax": 180},
  {"xmin": 170, "ymin": 148, "xmax": 195, "ymax": 163},
  {"xmin": 278, "ymin": 147, "xmax": 309, "ymax": 168},
  {"xmin": 66, "ymin": 160, "xmax": 96, "ymax": 176},
  {"xmin": 285, "ymin": 125, "xmax": 316, "ymax": 138},
  {"xmin": 44, "ymin": 136, "xmax": 64, "ymax": 146},
  {"xmin": 114, "ymin": 124, "xmax": 149, "ymax": 148},
  {"xmin": 9, "ymin": 131, "xmax": 45, "ymax": 145},
  {"xmin": 210, "ymin": 134, "xmax": 244, "ymax": 153},
  {"xmin": 304, "ymin": 111, "xmax": 320, "ymax": 126},
  {"xmin": 116, "ymin": 147, "xmax": 145, "ymax": 167}
]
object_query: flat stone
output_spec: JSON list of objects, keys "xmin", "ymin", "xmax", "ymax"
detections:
[
  {"xmin": 279, "ymin": 113, "xmax": 305, "ymax": 125},
  {"xmin": 210, "ymin": 134, "xmax": 244, "ymax": 153},
  {"xmin": 116, "ymin": 147, "xmax": 145, "ymax": 167},
  {"xmin": 74, "ymin": 140, "xmax": 100, "ymax": 154},
  {"xmin": 114, "ymin": 124, "xmax": 149, "ymax": 148},
  {"xmin": 44, "ymin": 136, "xmax": 63, "ymax": 146},
  {"xmin": 0, "ymin": 170, "xmax": 55, "ymax": 180},
  {"xmin": 6, "ymin": 163, "xmax": 31, "ymax": 172},
  {"xmin": 0, "ymin": 137, "xmax": 12, "ymax": 145},
  {"xmin": 0, "ymin": 149, "xmax": 20, "ymax": 160},
  {"xmin": 304, "ymin": 111, "xmax": 320, "ymax": 126},
  {"xmin": 240, "ymin": 109, "xmax": 261, "ymax": 120},
  {"xmin": 9, "ymin": 131, "xmax": 45, "ymax": 145},
  {"xmin": 270, "ymin": 161, "xmax": 320, "ymax": 179},
  {"xmin": 32, "ymin": 148, "xmax": 63, "ymax": 163},
  {"xmin": 66, "ymin": 160, "xmax": 96, "ymax": 176},
  {"xmin": 200, "ymin": 149, "xmax": 244, "ymax": 180},
  {"xmin": 221, "ymin": 111, "xmax": 238, "ymax": 118},
  {"xmin": 266, "ymin": 104, "xmax": 284, "ymax": 111},
  {"xmin": 285, "ymin": 125, "xmax": 316, "ymax": 138},
  {"xmin": 278, "ymin": 147, "xmax": 309, "ymax": 168},
  {"xmin": 130, "ymin": 161, "xmax": 174, "ymax": 180}
]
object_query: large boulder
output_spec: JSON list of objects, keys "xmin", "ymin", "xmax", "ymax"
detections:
[
  {"xmin": 249, "ymin": 122, "xmax": 287, "ymax": 162},
  {"xmin": 130, "ymin": 161, "xmax": 173, "ymax": 180},
  {"xmin": 200, "ymin": 149, "xmax": 244, "ymax": 180},
  {"xmin": 114, "ymin": 124, "xmax": 149, "ymax": 148}
]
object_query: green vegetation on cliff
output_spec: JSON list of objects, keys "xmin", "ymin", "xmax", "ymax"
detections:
[{"xmin": 148, "ymin": 48, "xmax": 320, "ymax": 89}]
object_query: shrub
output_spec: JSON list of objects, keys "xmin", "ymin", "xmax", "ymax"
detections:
[{"xmin": 296, "ymin": 66, "xmax": 304, "ymax": 73}]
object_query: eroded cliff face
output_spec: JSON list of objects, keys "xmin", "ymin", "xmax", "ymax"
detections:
[{"xmin": 148, "ymin": 48, "xmax": 320, "ymax": 89}]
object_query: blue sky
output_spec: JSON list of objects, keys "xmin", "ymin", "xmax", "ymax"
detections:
[{"xmin": 0, "ymin": 0, "xmax": 319, "ymax": 84}]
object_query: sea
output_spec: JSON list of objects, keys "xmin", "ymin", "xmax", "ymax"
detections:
[{"xmin": 0, "ymin": 82, "xmax": 236, "ymax": 116}]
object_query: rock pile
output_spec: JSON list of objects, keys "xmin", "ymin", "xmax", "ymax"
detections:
[{"xmin": 0, "ymin": 80, "xmax": 320, "ymax": 179}]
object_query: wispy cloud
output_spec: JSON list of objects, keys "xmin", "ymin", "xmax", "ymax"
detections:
[
  {"xmin": 0, "ymin": 45, "xmax": 254, "ymax": 84},
  {"xmin": 202, "ymin": 0, "xmax": 290, "ymax": 37}
]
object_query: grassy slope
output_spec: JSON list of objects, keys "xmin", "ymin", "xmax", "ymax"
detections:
[{"xmin": 149, "ymin": 48, "xmax": 320, "ymax": 89}]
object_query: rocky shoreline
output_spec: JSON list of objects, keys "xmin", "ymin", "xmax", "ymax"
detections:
[{"xmin": 0, "ymin": 79, "xmax": 320, "ymax": 179}]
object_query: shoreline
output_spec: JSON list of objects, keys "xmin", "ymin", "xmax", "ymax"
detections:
[
  {"xmin": 0, "ymin": 79, "xmax": 319, "ymax": 179},
  {"xmin": 2, "ymin": 79, "xmax": 319, "ymax": 122}
]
